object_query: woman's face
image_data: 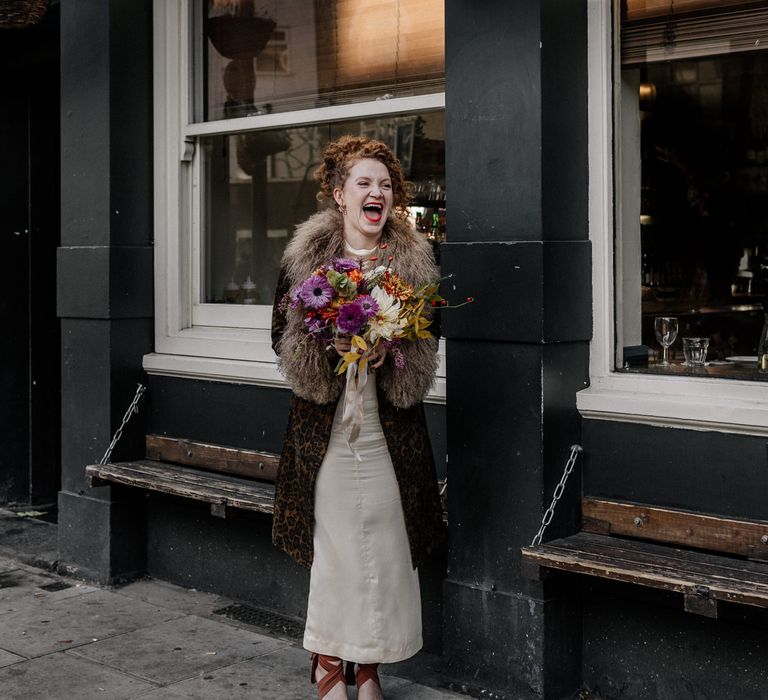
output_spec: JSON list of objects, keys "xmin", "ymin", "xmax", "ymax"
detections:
[{"xmin": 333, "ymin": 158, "xmax": 394, "ymax": 248}]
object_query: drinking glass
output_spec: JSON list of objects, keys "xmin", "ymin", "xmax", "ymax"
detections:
[
  {"xmin": 654, "ymin": 316, "xmax": 678, "ymax": 366},
  {"xmin": 682, "ymin": 337, "xmax": 709, "ymax": 366}
]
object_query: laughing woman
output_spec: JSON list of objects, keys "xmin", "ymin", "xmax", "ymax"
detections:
[{"xmin": 271, "ymin": 135, "xmax": 444, "ymax": 700}]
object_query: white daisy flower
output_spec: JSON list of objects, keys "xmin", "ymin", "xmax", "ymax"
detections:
[{"xmin": 368, "ymin": 286, "xmax": 404, "ymax": 342}]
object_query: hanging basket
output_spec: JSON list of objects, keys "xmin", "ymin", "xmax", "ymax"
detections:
[{"xmin": 0, "ymin": 0, "xmax": 48, "ymax": 29}]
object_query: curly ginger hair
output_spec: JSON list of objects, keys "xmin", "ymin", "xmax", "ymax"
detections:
[{"xmin": 313, "ymin": 135, "xmax": 413, "ymax": 217}]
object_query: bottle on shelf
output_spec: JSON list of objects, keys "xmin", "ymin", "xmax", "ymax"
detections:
[
  {"xmin": 242, "ymin": 275, "xmax": 257, "ymax": 304},
  {"xmin": 427, "ymin": 212, "xmax": 440, "ymax": 241},
  {"xmin": 759, "ymin": 265, "xmax": 768, "ymax": 373},
  {"xmin": 758, "ymin": 309, "xmax": 768, "ymax": 373}
]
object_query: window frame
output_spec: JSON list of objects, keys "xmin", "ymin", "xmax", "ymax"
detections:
[
  {"xmin": 577, "ymin": 0, "xmax": 768, "ymax": 436},
  {"xmin": 145, "ymin": 0, "xmax": 446, "ymax": 402}
]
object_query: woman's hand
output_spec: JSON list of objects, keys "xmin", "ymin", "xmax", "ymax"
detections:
[
  {"xmin": 369, "ymin": 343, "xmax": 387, "ymax": 369},
  {"xmin": 334, "ymin": 335, "xmax": 387, "ymax": 369},
  {"xmin": 334, "ymin": 335, "xmax": 352, "ymax": 356}
]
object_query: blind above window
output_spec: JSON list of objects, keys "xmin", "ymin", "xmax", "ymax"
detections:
[
  {"xmin": 622, "ymin": 0, "xmax": 768, "ymax": 64},
  {"xmin": 203, "ymin": 0, "xmax": 445, "ymax": 122}
]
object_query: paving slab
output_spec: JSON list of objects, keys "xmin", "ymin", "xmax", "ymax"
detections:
[
  {"xmin": 0, "ymin": 651, "xmax": 157, "ymax": 700},
  {"xmin": 0, "ymin": 648, "xmax": 25, "ymax": 668},
  {"xmin": 71, "ymin": 613, "xmax": 288, "ymax": 684},
  {"xmin": 114, "ymin": 577, "xmax": 227, "ymax": 618},
  {"xmin": 134, "ymin": 644, "xmax": 321, "ymax": 699},
  {"xmin": 0, "ymin": 557, "xmax": 18, "ymax": 574},
  {"xmin": 0, "ymin": 588, "xmax": 181, "ymax": 657},
  {"xmin": 0, "ymin": 568, "xmax": 96, "ymax": 612},
  {"xmin": 0, "ymin": 509, "xmax": 57, "ymax": 570}
]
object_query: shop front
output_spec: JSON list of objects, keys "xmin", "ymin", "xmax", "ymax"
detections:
[{"xmin": 52, "ymin": 1, "xmax": 768, "ymax": 698}]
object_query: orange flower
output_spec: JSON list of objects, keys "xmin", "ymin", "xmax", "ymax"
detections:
[
  {"xmin": 319, "ymin": 306, "xmax": 339, "ymax": 321},
  {"xmin": 347, "ymin": 268, "xmax": 363, "ymax": 284},
  {"xmin": 381, "ymin": 271, "xmax": 413, "ymax": 302}
]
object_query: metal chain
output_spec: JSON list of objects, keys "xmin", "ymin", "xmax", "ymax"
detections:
[
  {"xmin": 530, "ymin": 444, "xmax": 583, "ymax": 547},
  {"xmin": 99, "ymin": 383, "xmax": 147, "ymax": 465}
]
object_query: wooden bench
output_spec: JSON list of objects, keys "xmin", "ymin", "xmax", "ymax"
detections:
[
  {"xmin": 86, "ymin": 435, "xmax": 279, "ymax": 518},
  {"xmin": 521, "ymin": 497, "xmax": 768, "ymax": 618}
]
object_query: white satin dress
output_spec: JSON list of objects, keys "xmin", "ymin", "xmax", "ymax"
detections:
[{"xmin": 302, "ymin": 345, "xmax": 422, "ymax": 663}]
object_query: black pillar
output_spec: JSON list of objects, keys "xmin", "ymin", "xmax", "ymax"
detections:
[
  {"xmin": 57, "ymin": 0, "xmax": 154, "ymax": 584},
  {"xmin": 442, "ymin": 1, "xmax": 590, "ymax": 697}
]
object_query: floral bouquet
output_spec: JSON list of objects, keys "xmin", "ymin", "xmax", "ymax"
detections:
[
  {"xmin": 285, "ymin": 247, "xmax": 471, "ymax": 441},
  {"xmin": 287, "ymin": 249, "xmax": 462, "ymax": 373}
]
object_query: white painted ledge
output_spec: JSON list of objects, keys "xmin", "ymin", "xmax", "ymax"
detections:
[
  {"xmin": 143, "ymin": 352, "xmax": 447, "ymax": 405},
  {"xmin": 578, "ymin": 373, "xmax": 768, "ymax": 437}
]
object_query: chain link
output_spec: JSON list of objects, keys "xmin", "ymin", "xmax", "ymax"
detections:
[
  {"xmin": 530, "ymin": 444, "xmax": 583, "ymax": 547},
  {"xmin": 99, "ymin": 383, "xmax": 147, "ymax": 465}
]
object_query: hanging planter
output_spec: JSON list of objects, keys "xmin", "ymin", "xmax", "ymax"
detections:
[
  {"xmin": 207, "ymin": 14, "xmax": 275, "ymax": 60},
  {"xmin": 207, "ymin": 0, "xmax": 275, "ymax": 60},
  {"xmin": 0, "ymin": 0, "xmax": 48, "ymax": 29}
]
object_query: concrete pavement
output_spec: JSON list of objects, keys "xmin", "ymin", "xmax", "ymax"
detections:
[{"xmin": 0, "ymin": 551, "xmax": 466, "ymax": 699}]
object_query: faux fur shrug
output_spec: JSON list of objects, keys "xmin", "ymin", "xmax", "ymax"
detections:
[{"xmin": 273, "ymin": 208, "xmax": 439, "ymax": 408}]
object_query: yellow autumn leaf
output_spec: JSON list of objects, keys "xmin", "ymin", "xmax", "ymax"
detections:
[
  {"xmin": 343, "ymin": 351, "xmax": 361, "ymax": 364},
  {"xmin": 352, "ymin": 335, "xmax": 367, "ymax": 351},
  {"xmin": 417, "ymin": 329, "xmax": 433, "ymax": 339}
]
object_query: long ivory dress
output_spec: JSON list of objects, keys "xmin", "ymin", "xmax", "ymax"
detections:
[{"xmin": 302, "ymin": 245, "xmax": 422, "ymax": 663}]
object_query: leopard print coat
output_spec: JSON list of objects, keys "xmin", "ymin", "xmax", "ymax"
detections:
[{"xmin": 271, "ymin": 208, "xmax": 445, "ymax": 569}]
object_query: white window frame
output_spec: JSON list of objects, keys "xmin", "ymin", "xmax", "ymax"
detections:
[
  {"xmin": 144, "ymin": 0, "xmax": 446, "ymax": 402},
  {"xmin": 577, "ymin": 0, "xmax": 768, "ymax": 436}
]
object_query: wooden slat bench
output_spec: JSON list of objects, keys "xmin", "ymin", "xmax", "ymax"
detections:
[
  {"xmin": 86, "ymin": 435, "xmax": 279, "ymax": 518},
  {"xmin": 521, "ymin": 497, "xmax": 768, "ymax": 618}
]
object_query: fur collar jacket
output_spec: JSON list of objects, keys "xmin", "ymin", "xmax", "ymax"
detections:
[{"xmin": 273, "ymin": 208, "xmax": 439, "ymax": 408}]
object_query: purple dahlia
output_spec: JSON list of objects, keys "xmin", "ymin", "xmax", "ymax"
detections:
[
  {"xmin": 356, "ymin": 294, "xmax": 379, "ymax": 318},
  {"xmin": 299, "ymin": 275, "xmax": 334, "ymax": 309},
  {"xmin": 304, "ymin": 316, "xmax": 325, "ymax": 334},
  {"xmin": 336, "ymin": 301, "xmax": 367, "ymax": 335},
  {"xmin": 332, "ymin": 257, "xmax": 360, "ymax": 273}
]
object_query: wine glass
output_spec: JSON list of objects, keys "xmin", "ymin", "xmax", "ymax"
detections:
[{"xmin": 654, "ymin": 316, "xmax": 678, "ymax": 366}]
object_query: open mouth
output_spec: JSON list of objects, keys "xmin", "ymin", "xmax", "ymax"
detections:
[{"xmin": 362, "ymin": 202, "xmax": 384, "ymax": 223}]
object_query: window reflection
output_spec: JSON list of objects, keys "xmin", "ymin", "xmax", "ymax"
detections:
[
  {"xmin": 203, "ymin": 0, "xmax": 445, "ymax": 121},
  {"xmin": 201, "ymin": 113, "xmax": 446, "ymax": 305}
]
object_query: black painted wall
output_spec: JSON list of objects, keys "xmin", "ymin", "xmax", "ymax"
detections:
[
  {"xmin": 581, "ymin": 419, "xmax": 768, "ymax": 698},
  {"xmin": 442, "ymin": 0, "xmax": 590, "ymax": 697},
  {"xmin": 583, "ymin": 420, "xmax": 768, "ymax": 519},
  {"xmin": 0, "ymin": 7, "xmax": 61, "ymax": 506},
  {"xmin": 145, "ymin": 376, "xmax": 447, "ymax": 475},
  {"xmin": 581, "ymin": 578, "xmax": 768, "ymax": 700},
  {"xmin": 58, "ymin": 0, "xmax": 154, "ymax": 584}
]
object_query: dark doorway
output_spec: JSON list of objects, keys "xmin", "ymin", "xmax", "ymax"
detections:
[{"xmin": 0, "ymin": 5, "xmax": 61, "ymax": 507}]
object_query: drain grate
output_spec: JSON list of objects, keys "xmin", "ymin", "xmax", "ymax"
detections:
[
  {"xmin": 213, "ymin": 603, "xmax": 305, "ymax": 639},
  {"xmin": 38, "ymin": 581, "xmax": 72, "ymax": 592}
]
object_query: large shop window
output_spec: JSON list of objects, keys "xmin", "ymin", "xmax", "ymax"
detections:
[
  {"xmin": 148, "ymin": 0, "xmax": 446, "ymax": 398},
  {"xmin": 616, "ymin": 0, "xmax": 768, "ymax": 380},
  {"xmin": 578, "ymin": 0, "xmax": 768, "ymax": 435}
]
